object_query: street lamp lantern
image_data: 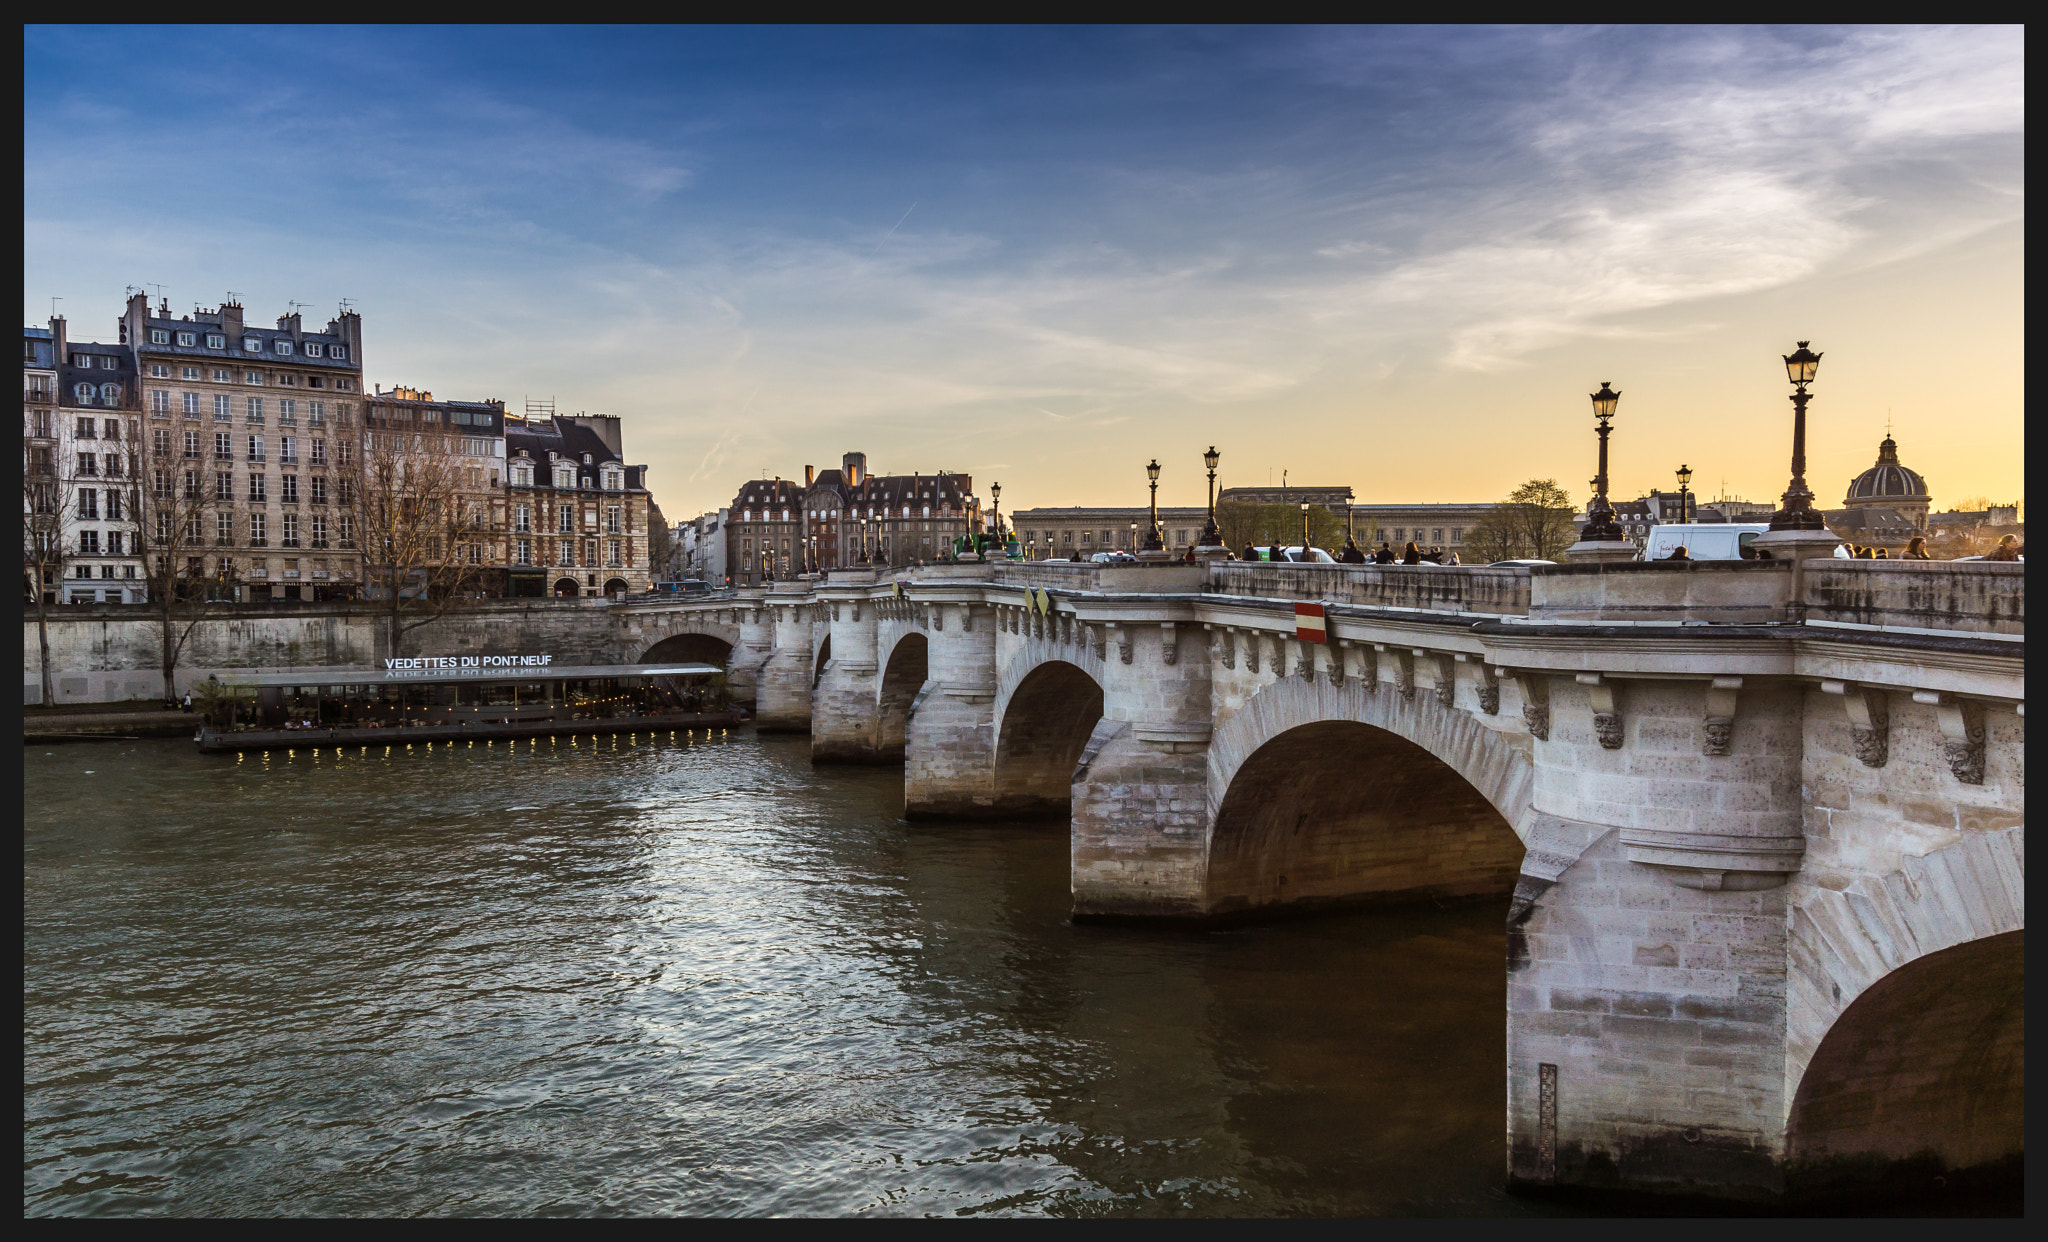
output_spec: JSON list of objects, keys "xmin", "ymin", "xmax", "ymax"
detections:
[
  {"xmin": 1768, "ymin": 340, "xmax": 1829, "ymax": 532},
  {"xmin": 988, "ymin": 481, "xmax": 1002, "ymax": 543},
  {"xmin": 1141, "ymin": 459, "xmax": 1165, "ymax": 552},
  {"xmin": 1675, "ymin": 463, "xmax": 1693, "ymax": 523},
  {"xmin": 1579, "ymin": 382, "xmax": 1625, "ymax": 543},
  {"xmin": 1299, "ymin": 500, "xmax": 1311, "ymax": 552},
  {"xmin": 1783, "ymin": 341, "xmax": 1821, "ymax": 387}
]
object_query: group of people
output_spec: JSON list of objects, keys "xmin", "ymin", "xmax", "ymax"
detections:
[{"xmin": 1230, "ymin": 539, "xmax": 1459, "ymax": 565}]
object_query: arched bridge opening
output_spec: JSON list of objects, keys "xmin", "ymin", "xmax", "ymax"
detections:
[
  {"xmin": 995, "ymin": 660, "xmax": 1104, "ymax": 819},
  {"xmin": 877, "ymin": 633, "xmax": 927, "ymax": 763},
  {"xmin": 813, "ymin": 634, "xmax": 832, "ymax": 690},
  {"xmin": 1207, "ymin": 720, "xmax": 1524, "ymax": 917},
  {"xmin": 640, "ymin": 632, "xmax": 734, "ymax": 668},
  {"xmin": 1787, "ymin": 930, "xmax": 2023, "ymax": 1197}
]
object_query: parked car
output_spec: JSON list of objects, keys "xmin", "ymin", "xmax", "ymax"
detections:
[
  {"xmin": 1088, "ymin": 551, "xmax": 1138, "ymax": 564},
  {"xmin": 1261, "ymin": 546, "xmax": 1337, "ymax": 564},
  {"xmin": 1640, "ymin": 523, "xmax": 1771, "ymax": 562}
]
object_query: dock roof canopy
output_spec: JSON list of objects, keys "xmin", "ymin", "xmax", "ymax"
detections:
[{"xmin": 219, "ymin": 663, "xmax": 721, "ymax": 688}]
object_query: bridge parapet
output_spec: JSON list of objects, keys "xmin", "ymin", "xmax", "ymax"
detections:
[
  {"xmin": 1528, "ymin": 560, "xmax": 1790, "ymax": 624},
  {"xmin": 1209, "ymin": 561, "xmax": 1532, "ymax": 614},
  {"xmin": 1801, "ymin": 560, "xmax": 2023, "ymax": 636}
]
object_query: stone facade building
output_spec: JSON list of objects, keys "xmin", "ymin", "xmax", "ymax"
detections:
[
  {"xmin": 1218, "ymin": 483, "xmax": 1353, "ymax": 512},
  {"xmin": 1824, "ymin": 434, "xmax": 1932, "ymax": 552},
  {"xmin": 502, "ymin": 410, "xmax": 655, "ymax": 597},
  {"xmin": 124, "ymin": 293, "xmax": 365, "ymax": 600},
  {"xmin": 43, "ymin": 319, "xmax": 147, "ymax": 602},
  {"xmin": 1350, "ymin": 503, "xmax": 1493, "ymax": 554},
  {"xmin": 362, "ymin": 387, "xmax": 508, "ymax": 593},
  {"xmin": 1010, "ymin": 506, "xmax": 1210, "ymax": 558},
  {"xmin": 725, "ymin": 452, "xmax": 979, "ymax": 584}
]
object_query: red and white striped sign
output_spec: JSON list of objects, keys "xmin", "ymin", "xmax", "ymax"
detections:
[{"xmin": 1295, "ymin": 602, "xmax": 1328, "ymax": 643}]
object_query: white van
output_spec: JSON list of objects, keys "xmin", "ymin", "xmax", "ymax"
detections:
[{"xmin": 1640, "ymin": 523, "xmax": 1771, "ymax": 562}]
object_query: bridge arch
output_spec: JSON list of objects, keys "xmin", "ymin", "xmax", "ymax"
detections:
[
  {"xmin": 1204, "ymin": 674, "xmax": 1534, "ymax": 915},
  {"xmin": 639, "ymin": 629, "xmax": 736, "ymax": 668},
  {"xmin": 994, "ymin": 657, "xmax": 1104, "ymax": 818},
  {"xmin": 876, "ymin": 631, "xmax": 928, "ymax": 762},
  {"xmin": 1785, "ymin": 827, "xmax": 2024, "ymax": 1188},
  {"xmin": 812, "ymin": 633, "xmax": 832, "ymax": 690}
]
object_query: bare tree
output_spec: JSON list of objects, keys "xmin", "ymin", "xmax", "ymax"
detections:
[
  {"xmin": 136, "ymin": 424, "xmax": 223, "ymax": 705},
  {"xmin": 22, "ymin": 435, "xmax": 75, "ymax": 707},
  {"xmin": 355, "ymin": 421, "xmax": 493, "ymax": 657},
  {"xmin": 1465, "ymin": 479, "xmax": 1581, "ymax": 563},
  {"xmin": 646, "ymin": 500, "xmax": 673, "ymax": 582},
  {"xmin": 1216, "ymin": 501, "xmax": 1346, "ymax": 554}
]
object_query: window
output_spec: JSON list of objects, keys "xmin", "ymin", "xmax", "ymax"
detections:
[
  {"xmin": 310, "ymin": 439, "xmax": 326, "ymax": 465},
  {"xmin": 216, "ymin": 471, "xmax": 234, "ymax": 501},
  {"xmin": 183, "ymin": 430, "xmax": 200, "ymax": 458},
  {"xmin": 149, "ymin": 364, "xmax": 170, "ymax": 378},
  {"xmin": 512, "ymin": 464, "xmax": 532, "ymax": 486},
  {"xmin": 177, "ymin": 331, "xmax": 196, "ymax": 347},
  {"xmin": 73, "ymin": 382, "xmax": 95, "ymax": 405},
  {"xmin": 151, "ymin": 465, "xmax": 171, "ymax": 497},
  {"xmin": 516, "ymin": 537, "xmax": 532, "ymax": 565},
  {"xmin": 558, "ymin": 506, "xmax": 575, "ymax": 534},
  {"xmin": 282, "ymin": 475, "xmax": 298, "ymax": 502},
  {"xmin": 514, "ymin": 503, "xmax": 531, "ymax": 533},
  {"xmin": 181, "ymin": 366, "xmax": 199, "ymax": 380},
  {"xmin": 100, "ymin": 383, "xmax": 121, "ymax": 404},
  {"xmin": 281, "ymin": 436, "xmax": 297, "ymax": 463},
  {"xmin": 78, "ymin": 490, "xmax": 99, "ymax": 518},
  {"xmin": 206, "ymin": 334, "xmax": 225, "ymax": 349},
  {"xmin": 311, "ymin": 476, "xmax": 327, "ymax": 504},
  {"xmin": 309, "ymin": 402, "xmax": 324, "ymax": 424},
  {"xmin": 150, "ymin": 329, "xmax": 170, "ymax": 344},
  {"xmin": 1432, "ymin": 529, "xmax": 1444, "ymax": 543},
  {"xmin": 603, "ymin": 467, "xmax": 623, "ymax": 491},
  {"xmin": 77, "ymin": 452, "xmax": 98, "ymax": 476},
  {"xmin": 311, "ymin": 515, "xmax": 328, "ymax": 547},
  {"xmin": 151, "ymin": 390, "xmax": 170, "ymax": 414},
  {"xmin": 553, "ymin": 464, "xmax": 576, "ymax": 488},
  {"xmin": 214, "ymin": 394, "xmax": 232, "ymax": 420},
  {"xmin": 249, "ymin": 474, "xmax": 267, "ymax": 502},
  {"xmin": 274, "ymin": 339, "xmax": 292, "ymax": 355},
  {"xmin": 279, "ymin": 399, "xmax": 295, "ymax": 422},
  {"xmin": 331, "ymin": 346, "xmax": 347, "ymax": 360},
  {"xmin": 558, "ymin": 541, "xmax": 574, "ymax": 566},
  {"xmin": 155, "ymin": 511, "xmax": 170, "ymax": 543},
  {"xmin": 338, "ymin": 478, "xmax": 354, "ymax": 506},
  {"xmin": 246, "ymin": 397, "xmax": 263, "ymax": 422},
  {"xmin": 249, "ymin": 512, "xmax": 267, "ymax": 546},
  {"xmin": 607, "ymin": 506, "xmax": 621, "ymax": 534},
  {"xmin": 337, "ymin": 515, "xmax": 354, "ymax": 548},
  {"xmin": 183, "ymin": 392, "xmax": 200, "ymax": 415},
  {"xmin": 79, "ymin": 529, "xmax": 100, "ymax": 553},
  {"xmin": 282, "ymin": 513, "xmax": 299, "ymax": 547},
  {"xmin": 304, "ymin": 342, "xmax": 323, "ymax": 358},
  {"xmin": 244, "ymin": 338, "xmax": 262, "ymax": 353},
  {"xmin": 608, "ymin": 539, "xmax": 623, "ymax": 567},
  {"xmin": 76, "ymin": 416, "xmax": 98, "ymax": 439},
  {"xmin": 108, "ymin": 531, "xmax": 125, "ymax": 555},
  {"xmin": 338, "ymin": 442, "xmax": 353, "ymax": 467},
  {"xmin": 248, "ymin": 435, "xmax": 265, "ymax": 461},
  {"xmin": 244, "ymin": 370, "xmax": 262, "ymax": 384},
  {"xmin": 213, "ymin": 512, "xmax": 231, "ymax": 545},
  {"xmin": 1451, "ymin": 528, "xmax": 1463, "ymax": 543}
]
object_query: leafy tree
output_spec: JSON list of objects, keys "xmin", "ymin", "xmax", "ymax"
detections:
[
  {"xmin": 1466, "ymin": 479, "xmax": 1580, "ymax": 563},
  {"xmin": 1216, "ymin": 501, "xmax": 1348, "ymax": 556}
]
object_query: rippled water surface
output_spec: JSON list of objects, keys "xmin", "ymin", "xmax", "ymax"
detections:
[{"xmin": 26, "ymin": 733, "xmax": 1556, "ymax": 1216}]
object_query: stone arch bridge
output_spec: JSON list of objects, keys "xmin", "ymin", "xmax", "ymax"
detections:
[{"xmin": 612, "ymin": 557, "xmax": 2023, "ymax": 1202}]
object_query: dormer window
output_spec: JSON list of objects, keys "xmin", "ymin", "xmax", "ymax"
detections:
[
  {"xmin": 150, "ymin": 328, "xmax": 170, "ymax": 344},
  {"xmin": 274, "ymin": 340, "xmax": 293, "ymax": 355},
  {"xmin": 177, "ymin": 331, "xmax": 196, "ymax": 347},
  {"xmin": 304, "ymin": 342, "xmax": 323, "ymax": 358},
  {"xmin": 603, "ymin": 467, "xmax": 623, "ymax": 491},
  {"xmin": 100, "ymin": 383, "xmax": 121, "ymax": 404},
  {"xmin": 74, "ymin": 382, "xmax": 96, "ymax": 404},
  {"xmin": 512, "ymin": 464, "xmax": 533, "ymax": 486},
  {"xmin": 205, "ymin": 333, "xmax": 225, "ymax": 349},
  {"xmin": 244, "ymin": 338, "xmax": 262, "ymax": 352},
  {"xmin": 330, "ymin": 345, "xmax": 346, "ymax": 360}
]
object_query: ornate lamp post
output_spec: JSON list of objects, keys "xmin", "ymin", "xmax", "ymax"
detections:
[
  {"xmin": 1580, "ymin": 381, "xmax": 1625, "ymax": 542},
  {"xmin": 1142, "ymin": 460, "xmax": 1165, "ymax": 553},
  {"xmin": 1768, "ymin": 342, "xmax": 1826, "ymax": 531},
  {"xmin": 858, "ymin": 515, "xmax": 869, "ymax": 563},
  {"xmin": 1675, "ymin": 463, "xmax": 1693, "ymax": 524},
  {"xmin": 989, "ymin": 481, "xmax": 1002, "ymax": 543},
  {"xmin": 1199, "ymin": 446, "xmax": 1222, "ymax": 547},
  {"xmin": 1299, "ymin": 501, "xmax": 1311, "ymax": 553}
]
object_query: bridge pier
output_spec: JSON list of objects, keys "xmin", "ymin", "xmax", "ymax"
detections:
[
  {"xmin": 904, "ymin": 597, "xmax": 1001, "ymax": 817},
  {"xmin": 754, "ymin": 581, "xmax": 818, "ymax": 733},
  {"xmin": 728, "ymin": 589, "xmax": 772, "ymax": 706},
  {"xmin": 812, "ymin": 574, "xmax": 885, "ymax": 763}
]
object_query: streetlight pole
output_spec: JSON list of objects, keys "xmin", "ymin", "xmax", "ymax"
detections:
[
  {"xmin": 990, "ymin": 481, "xmax": 1002, "ymax": 545},
  {"xmin": 1299, "ymin": 501, "xmax": 1311, "ymax": 553},
  {"xmin": 1580, "ymin": 382, "xmax": 1625, "ymax": 542},
  {"xmin": 1675, "ymin": 463, "xmax": 1693, "ymax": 525},
  {"xmin": 1142, "ymin": 459, "xmax": 1164, "ymax": 552},
  {"xmin": 1768, "ymin": 342, "xmax": 1827, "ymax": 531},
  {"xmin": 1199, "ymin": 446, "xmax": 1222, "ymax": 547}
]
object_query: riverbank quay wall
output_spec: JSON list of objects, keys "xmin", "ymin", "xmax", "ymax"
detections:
[
  {"xmin": 22, "ymin": 590, "xmax": 773, "ymax": 705},
  {"xmin": 23, "ymin": 559, "xmax": 2024, "ymax": 1203}
]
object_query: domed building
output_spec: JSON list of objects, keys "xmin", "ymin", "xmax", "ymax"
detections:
[{"xmin": 1826, "ymin": 434, "xmax": 1930, "ymax": 551}]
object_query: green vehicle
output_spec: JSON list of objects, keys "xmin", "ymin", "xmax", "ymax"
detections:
[{"xmin": 951, "ymin": 531, "xmax": 1022, "ymax": 562}]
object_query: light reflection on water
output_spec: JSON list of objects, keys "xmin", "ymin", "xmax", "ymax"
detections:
[{"xmin": 25, "ymin": 733, "xmax": 1552, "ymax": 1216}]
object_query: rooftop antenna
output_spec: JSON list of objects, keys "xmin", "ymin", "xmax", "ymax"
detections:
[
  {"xmin": 338, "ymin": 298, "xmax": 355, "ymax": 313},
  {"xmin": 50, "ymin": 296, "xmax": 61, "ymax": 317},
  {"xmin": 288, "ymin": 300, "xmax": 308, "ymax": 316}
]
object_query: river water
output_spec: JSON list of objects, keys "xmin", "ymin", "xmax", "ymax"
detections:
[{"xmin": 25, "ymin": 732, "xmax": 1558, "ymax": 1217}]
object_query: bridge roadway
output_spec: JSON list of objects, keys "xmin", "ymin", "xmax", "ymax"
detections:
[{"xmin": 620, "ymin": 556, "xmax": 2024, "ymax": 1202}]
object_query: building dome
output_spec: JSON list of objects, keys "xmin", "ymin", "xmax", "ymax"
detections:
[{"xmin": 1844, "ymin": 436, "xmax": 1928, "ymax": 507}]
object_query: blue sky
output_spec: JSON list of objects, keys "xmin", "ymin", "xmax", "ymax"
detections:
[{"xmin": 24, "ymin": 26, "xmax": 2025, "ymax": 517}]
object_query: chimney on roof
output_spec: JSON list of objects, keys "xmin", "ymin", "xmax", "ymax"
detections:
[
  {"xmin": 843, "ymin": 451, "xmax": 866, "ymax": 487},
  {"xmin": 220, "ymin": 300, "xmax": 243, "ymax": 338},
  {"xmin": 805, "ymin": 464, "xmax": 815, "ymax": 487}
]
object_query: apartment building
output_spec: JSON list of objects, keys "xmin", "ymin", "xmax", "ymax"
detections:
[
  {"xmin": 27, "ymin": 319, "xmax": 148, "ymax": 602},
  {"xmin": 724, "ymin": 452, "xmax": 980, "ymax": 585},
  {"xmin": 363, "ymin": 386, "xmax": 507, "ymax": 593},
  {"xmin": 502, "ymin": 409, "xmax": 656, "ymax": 597},
  {"xmin": 123, "ymin": 293, "xmax": 365, "ymax": 601}
]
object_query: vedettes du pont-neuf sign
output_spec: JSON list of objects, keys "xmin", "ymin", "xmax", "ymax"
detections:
[{"xmin": 384, "ymin": 654, "xmax": 555, "ymax": 671}]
